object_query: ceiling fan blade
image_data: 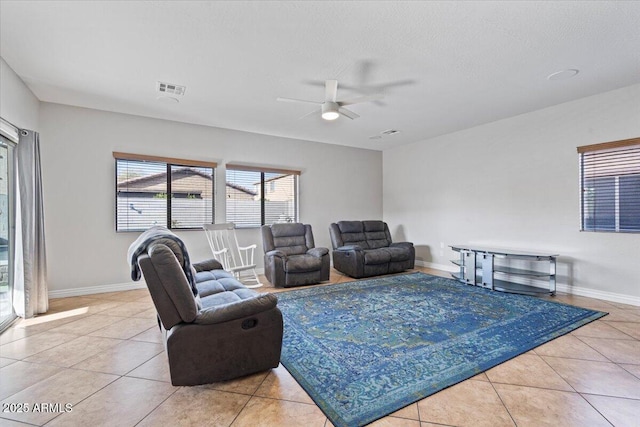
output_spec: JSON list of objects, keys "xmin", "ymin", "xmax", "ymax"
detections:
[
  {"xmin": 277, "ymin": 97, "xmax": 321, "ymax": 106},
  {"xmin": 339, "ymin": 94, "xmax": 384, "ymax": 106},
  {"xmin": 325, "ymin": 80, "xmax": 338, "ymax": 102},
  {"xmin": 338, "ymin": 107, "xmax": 360, "ymax": 120},
  {"xmin": 298, "ymin": 108, "xmax": 321, "ymax": 120}
]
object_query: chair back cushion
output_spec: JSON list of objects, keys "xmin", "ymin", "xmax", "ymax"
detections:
[
  {"xmin": 266, "ymin": 223, "xmax": 310, "ymax": 256},
  {"xmin": 139, "ymin": 242, "xmax": 199, "ymax": 329},
  {"xmin": 332, "ymin": 220, "xmax": 392, "ymax": 249},
  {"xmin": 335, "ymin": 221, "xmax": 370, "ymax": 249},
  {"xmin": 363, "ymin": 220, "xmax": 392, "ymax": 248}
]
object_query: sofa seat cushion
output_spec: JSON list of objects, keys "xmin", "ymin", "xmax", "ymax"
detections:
[
  {"xmin": 197, "ymin": 280, "xmax": 226, "ymax": 297},
  {"xmin": 200, "ymin": 285, "xmax": 259, "ymax": 308},
  {"xmin": 285, "ymin": 254, "xmax": 323, "ymax": 273},
  {"xmin": 196, "ymin": 274, "xmax": 247, "ymax": 297},
  {"xmin": 384, "ymin": 246, "xmax": 411, "ymax": 262},
  {"xmin": 363, "ymin": 249, "xmax": 391, "ymax": 265},
  {"xmin": 201, "ymin": 290, "xmax": 243, "ymax": 307},
  {"xmin": 195, "ymin": 269, "xmax": 234, "ymax": 283}
]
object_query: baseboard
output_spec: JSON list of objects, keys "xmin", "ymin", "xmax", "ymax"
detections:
[
  {"xmin": 48, "ymin": 281, "xmax": 147, "ymax": 299},
  {"xmin": 49, "ymin": 266, "xmax": 639, "ymax": 307},
  {"xmin": 556, "ymin": 284, "xmax": 640, "ymax": 307},
  {"xmin": 415, "ymin": 260, "xmax": 639, "ymax": 307},
  {"xmin": 415, "ymin": 260, "xmax": 457, "ymax": 272}
]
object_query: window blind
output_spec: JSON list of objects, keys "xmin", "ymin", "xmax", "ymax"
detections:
[
  {"xmin": 115, "ymin": 153, "xmax": 215, "ymax": 231},
  {"xmin": 578, "ymin": 138, "xmax": 640, "ymax": 232},
  {"xmin": 226, "ymin": 165, "xmax": 299, "ymax": 228}
]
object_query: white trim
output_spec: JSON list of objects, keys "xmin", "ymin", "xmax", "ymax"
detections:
[
  {"xmin": 46, "ymin": 270, "xmax": 267, "ymax": 299},
  {"xmin": 416, "ymin": 260, "xmax": 639, "ymax": 306},
  {"xmin": 48, "ymin": 281, "xmax": 147, "ymax": 299},
  {"xmin": 415, "ymin": 260, "xmax": 457, "ymax": 272},
  {"xmin": 47, "ymin": 267, "xmax": 639, "ymax": 307},
  {"xmin": 0, "ymin": 117, "xmax": 20, "ymax": 143},
  {"xmin": 556, "ymin": 283, "xmax": 640, "ymax": 307}
]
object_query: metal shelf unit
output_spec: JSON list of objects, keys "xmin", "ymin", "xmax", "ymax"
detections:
[{"xmin": 450, "ymin": 245, "xmax": 557, "ymax": 296}]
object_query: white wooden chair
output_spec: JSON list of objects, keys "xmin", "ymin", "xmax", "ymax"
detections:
[{"xmin": 203, "ymin": 223, "xmax": 262, "ymax": 288}]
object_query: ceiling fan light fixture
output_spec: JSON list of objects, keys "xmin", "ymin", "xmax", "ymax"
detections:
[{"xmin": 321, "ymin": 102, "xmax": 340, "ymax": 120}]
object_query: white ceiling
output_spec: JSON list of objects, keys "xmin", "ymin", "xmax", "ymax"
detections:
[{"xmin": 1, "ymin": 1, "xmax": 639, "ymax": 150}]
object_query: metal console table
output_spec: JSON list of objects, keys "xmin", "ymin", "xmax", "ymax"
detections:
[{"xmin": 449, "ymin": 245, "xmax": 557, "ymax": 296}]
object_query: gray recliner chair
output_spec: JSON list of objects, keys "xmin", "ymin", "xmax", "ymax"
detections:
[
  {"xmin": 261, "ymin": 223, "xmax": 330, "ymax": 287},
  {"xmin": 129, "ymin": 227, "xmax": 283, "ymax": 386}
]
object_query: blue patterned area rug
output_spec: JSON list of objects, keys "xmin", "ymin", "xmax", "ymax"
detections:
[{"xmin": 277, "ymin": 272, "xmax": 607, "ymax": 427}]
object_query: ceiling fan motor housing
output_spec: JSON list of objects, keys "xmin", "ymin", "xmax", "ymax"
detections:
[{"xmin": 322, "ymin": 101, "xmax": 340, "ymax": 120}]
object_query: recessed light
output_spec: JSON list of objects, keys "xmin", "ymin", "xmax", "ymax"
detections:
[{"xmin": 547, "ymin": 69, "xmax": 579, "ymax": 81}]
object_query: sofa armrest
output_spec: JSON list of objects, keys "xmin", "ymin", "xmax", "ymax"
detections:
[
  {"xmin": 265, "ymin": 249, "xmax": 287, "ymax": 259},
  {"xmin": 307, "ymin": 247, "xmax": 329, "ymax": 257},
  {"xmin": 195, "ymin": 293, "xmax": 278, "ymax": 325},
  {"xmin": 337, "ymin": 245, "xmax": 363, "ymax": 252},
  {"xmin": 192, "ymin": 258, "xmax": 224, "ymax": 272},
  {"xmin": 390, "ymin": 242, "xmax": 413, "ymax": 248}
]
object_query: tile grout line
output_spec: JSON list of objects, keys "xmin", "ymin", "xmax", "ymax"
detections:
[
  {"xmin": 576, "ymin": 392, "xmax": 616, "ymax": 427},
  {"xmin": 486, "ymin": 379, "xmax": 519, "ymax": 427},
  {"xmin": 133, "ymin": 385, "xmax": 181, "ymax": 427}
]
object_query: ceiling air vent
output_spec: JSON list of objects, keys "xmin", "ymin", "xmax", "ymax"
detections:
[
  {"xmin": 157, "ymin": 81, "xmax": 186, "ymax": 96},
  {"xmin": 369, "ymin": 129, "xmax": 402, "ymax": 140}
]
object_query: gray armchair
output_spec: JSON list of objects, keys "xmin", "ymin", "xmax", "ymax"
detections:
[
  {"xmin": 329, "ymin": 220, "xmax": 415, "ymax": 278},
  {"xmin": 261, "ymin": 223, "xmax": 330, "ymax": 287},
  {"xmin": 129, "ymin": 227, "xmax": 283, "ymax": 386}
]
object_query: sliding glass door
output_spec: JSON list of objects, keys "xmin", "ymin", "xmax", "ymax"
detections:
[{"xmin": 0, "ymin": 135, "xmax": 15, "ymax": 331}]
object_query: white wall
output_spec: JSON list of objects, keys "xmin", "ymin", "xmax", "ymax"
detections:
[
  {"xmin": 39, "ymin": 103, "xmax": 382, "ymax": 294},
  {"xmin": 383, "ymin": 83, "xmax": 640, "ymax": 303},
  {"xmin": 0, "ymin": 57, "xmax": 39, "ymax": 130}
]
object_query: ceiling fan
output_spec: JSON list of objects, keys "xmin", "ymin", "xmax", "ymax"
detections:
[{"xmin": 277, "ymin": 80, "xmax": 382, "ymax": 120}]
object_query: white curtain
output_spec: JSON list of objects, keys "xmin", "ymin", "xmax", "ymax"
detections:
[{"xmin": 13, "ymin": 129, "xmax": 48, "ymax": 318}]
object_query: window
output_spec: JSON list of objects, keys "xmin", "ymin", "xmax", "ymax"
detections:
[
  {"xmin": 0, "ymin": 130, "xmax": 16, "ymax": 332},
  {"xmin": 226, "ymin": 164, "xmax": 299, "ymax": 228},
  {"xmin": 114, "ymin": 152, "xmax": 216, "ymax": 231},
  {"xmin": 579, "ymin": 138, "xmax": 640, "ymax": 232}
]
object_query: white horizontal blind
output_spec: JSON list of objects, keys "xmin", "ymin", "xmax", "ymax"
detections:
[
  {"xmin": 116, "ymin": 159, "xmax": 167, "ymax": 231},
  {"xmin": 264, "ymin": 172, "xmax": 297, "ymax": 225},
  {"xmin": 115, "ymin": 154, "xmax": 215, "ymax": 231},
  {"xmin": 580, "ymin": 140, "xmax": 640, "ymax": 232},
  {"xmin": 225, "ymin": 169, "xmax": 261, "ymax": 228},
  {"xmin": 170, "ymin": 165, "xmax": 214, "ymax": 229},
  {"xmin": 226, "ymin": 166, "xmax": 299, "ymax": 228}
]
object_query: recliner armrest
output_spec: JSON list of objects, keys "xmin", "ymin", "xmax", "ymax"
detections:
[
  {"xmin": 192, "ymin": 258, "xmax": 224, "ymax": 272},
  {"xmin": 337, "ymin": 245, "xmax": 363, "ymax": 252},
  {"xmin": 265, "ymin": 249, "xmax": 287, "ymax": 259},
  {"xmin": 307, "ymin": 247, "xmax": 329, "ymax": 257},
  {"xmin": 195, "ymin": 293, "xmax": 278, "ymax": 325}
]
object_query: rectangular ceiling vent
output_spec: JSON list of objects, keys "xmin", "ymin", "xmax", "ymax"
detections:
[
  {"xmin": 157, "ymin": 81, "xmax": 186, "ymax": 96},
  {"xmin": 381, "ymin": 129, "xmax": 401, "ymax": 136}
]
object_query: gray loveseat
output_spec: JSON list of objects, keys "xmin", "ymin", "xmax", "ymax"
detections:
[
  {"xmin": 129, "ymin": 227, "xmax": 283, "ymax": 386},
  {"xmin": 329, "ymin": 220, "xmax": 415, "ymax": 278}
]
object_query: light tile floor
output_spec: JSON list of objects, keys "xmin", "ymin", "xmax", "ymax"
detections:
[{"xmin": 1, "ymin": 267, "xmax": 639, "ymax": 426}]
